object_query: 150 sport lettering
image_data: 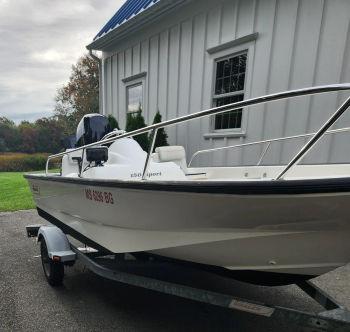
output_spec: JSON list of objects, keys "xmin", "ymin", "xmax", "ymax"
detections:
[{"xmin": 85, "ymin": 189, "xmax": 114, "ymax": 204}]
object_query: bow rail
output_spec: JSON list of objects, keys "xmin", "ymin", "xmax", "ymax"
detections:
[{"xmin": 45, "ymin": 83, "xmax": 350, "ymax": 180}]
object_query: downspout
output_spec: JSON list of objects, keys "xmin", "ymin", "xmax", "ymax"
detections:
[{"xmin": 89, "ymin": 49, "xmax": 103, "ymax": 115}]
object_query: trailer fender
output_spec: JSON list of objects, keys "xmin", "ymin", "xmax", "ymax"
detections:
[{"xmin": 37, "ymin": 226, "xmax": 76, "ymax": 263}]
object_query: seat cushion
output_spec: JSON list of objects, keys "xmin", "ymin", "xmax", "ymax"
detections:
[{"xmin": 155, "ymin": 146, "xmax": 186, "ymax": 162}]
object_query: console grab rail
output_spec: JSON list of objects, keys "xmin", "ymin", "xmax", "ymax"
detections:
[{"xmin": 188, "ymin": 126, "xmax": 350, "ymax": 167}]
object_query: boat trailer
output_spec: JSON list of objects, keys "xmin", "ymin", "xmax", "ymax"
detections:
[{"xmin": 27, "ymin": 224, "xmax": 350, "ymax": 332}]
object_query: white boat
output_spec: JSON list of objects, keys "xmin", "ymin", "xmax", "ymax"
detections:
[{"xmin": 25, "ymin": 84, "xmax": 350, "ymax": 285}]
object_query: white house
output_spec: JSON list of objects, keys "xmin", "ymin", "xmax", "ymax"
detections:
[{"xmin": 87, "ymin": 0, "xmax": 350, "ymax": 167}]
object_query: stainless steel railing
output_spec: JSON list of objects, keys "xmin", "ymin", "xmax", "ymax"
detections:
[
  {"xmin": 45, "ymin": 83, "xmax": 350, "ymax": 180},
  {"xmin": 188, "ymin": 126, "xmax": 350, "ymax": 167}
]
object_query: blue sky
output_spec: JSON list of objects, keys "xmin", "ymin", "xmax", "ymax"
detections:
[{"xmin": 0, "ymin": 0, "xmax": 124, "ymax": 123}]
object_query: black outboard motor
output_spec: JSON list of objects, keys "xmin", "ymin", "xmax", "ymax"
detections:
[{"xmin": 76, "ymin": 114, "xmax": 111, "ymax": 147}]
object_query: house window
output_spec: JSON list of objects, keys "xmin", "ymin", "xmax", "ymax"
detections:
[
  {"xmin": 127, "ymin": 83, "xmax": 143, "ymax": 114},
  {"xmin": 213, "ymin": 52, "xmax": 247, "ymax": 130}
]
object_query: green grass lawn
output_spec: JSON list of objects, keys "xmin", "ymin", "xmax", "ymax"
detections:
[{"xmin": 0, "ymin": 172, "xmax": 35, "ymax": 212}]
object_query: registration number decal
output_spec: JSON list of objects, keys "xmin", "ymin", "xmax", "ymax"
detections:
[{"xmin": 85, "ymin": 189, "xmax": 114, "ymax": 204}]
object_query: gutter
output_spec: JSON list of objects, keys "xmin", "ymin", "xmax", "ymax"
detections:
[{"xmin": 89, "ymin": 50, "xmax": 103, "ymax": 114}]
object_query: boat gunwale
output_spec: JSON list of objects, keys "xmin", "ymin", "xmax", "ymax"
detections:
[{"xmin": 24, "ymin": 173, "xmax": 350, "ymax": 195}]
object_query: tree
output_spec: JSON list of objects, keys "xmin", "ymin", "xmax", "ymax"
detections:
[
  {"xmin": 0, "ymin": 117, "xmax": 21, "ymax": 152},
  {"xmin": 107, "ymin": 114, "xmax": 120, "ymax": 130},
  {"xmin": 0, "ymin": 138, "xmax": 6, "ymax": 152},
  {"xmin": 151, "ymin": 110, "xmax": 168, "ymax": 151},
  {"xmin": 54, "ymin": 54, "xmax": 99, "ymax": 135},
  {"xmin": 125, "ymin": 111, "xmax": 149, "ymax": 151},
  {"xmin": 35, "ymin": 117, "xmax": 64, "ymax": 153},
  {"xmin": 18, "ymin": 121, "xmax": 38, "ymax": 153}
]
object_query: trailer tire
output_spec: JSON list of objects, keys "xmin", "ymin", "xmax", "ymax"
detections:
[{"xmin": 40, "ymin": 238, "xmax": 64, "ymax": 286}]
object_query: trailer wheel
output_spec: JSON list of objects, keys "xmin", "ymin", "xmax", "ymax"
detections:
[{"xmin": 40, "ymin": 238, "xmax": 64, "ymax": 286}]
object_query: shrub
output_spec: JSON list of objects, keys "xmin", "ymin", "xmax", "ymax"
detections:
[
  {"xmin": 125, "ymin": 111, "xmax": 149, "ymax": 151},
  {"xmin": 0, "ymin": 153, "xmax": 49, "ymax": 172},
  {"xmin": 151, "ymin": 110, "xmax": 168, "ymax": 151},
  {"xmin": 107, "ymin": 114, "xmax": 120, "ymax": 130}
]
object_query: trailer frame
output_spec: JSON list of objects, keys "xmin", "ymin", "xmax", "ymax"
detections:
[{"xmin": 27, "ymin": 224, "xmax": 350, "ymax": 332}]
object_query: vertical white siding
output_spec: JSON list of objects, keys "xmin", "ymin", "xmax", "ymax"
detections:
[
  {"xmin": 117, "ymin": 52, "xmax": 125, "ymax": 128},
  {"xmin": 280, "ymin": 0, "xmax": 324, "ymax": 164},
  {"xmin": 188, "ymin": 13, "xmax": 207, "ymax": 160},
  {"xmin": 328, "ymin": 21, "xmax": 350, "ymax": 163},
  {"xmin": 204, "ymin": 4, "xmax": 221, "ymax": 166},
  {"xmin": 166, "ymin": 25, "xmax": 180, "ymax": 144},
  {"xmin": 124, "ymin": 48, "xmax": 132, "ymax": 78},
  {"xmin": 107, "ymin": 57, "xmax": 113, "ymax": 115},
  {"xmin": 132, "ymin": 43, "xmax": 141, "ymax": 75},
  {"xmin": 111, "ymin": 55, "xmax": 118, "ymax": 118},
  {"xmin": 148, "ymin": 35, "xmax": 159, "ymax": 124},
  {"xmin": 102, "ymin": 0, "xmax": 350, "ymax": 166},
  {"xmin": 177, "ymin": 19, "xmax": 192, "ymax": 152},
  {"xmin": 220, "ymin": 0, "xmax": 236, "ymax": 43},
  {"xmin": 236, "ymin": 0, "xmax": 255, "ymax": 38},
  {"xmin": 242, "ymin": 0, "xmax": 277, "ymax": 165},
  {"xmin": 263, "ymin": 0, "xmax": 299, "ymax": 164},
  {"xmin": 158, "ymin": 30, "xmax": 169, "ymax": 120}
]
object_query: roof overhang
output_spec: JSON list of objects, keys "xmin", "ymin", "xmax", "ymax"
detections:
[{"xmin": 87, "ymin": 0, "xmax": 188, "ymax": 51}]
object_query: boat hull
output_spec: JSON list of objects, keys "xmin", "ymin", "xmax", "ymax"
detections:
[{"xmin": 25, "ymin": 175, "xmax": 350, "ymax": 278}]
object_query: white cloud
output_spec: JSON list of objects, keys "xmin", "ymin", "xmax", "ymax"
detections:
[
  {"xmin": 0, "ymin": 0, "xmax": 124, "ymax": 123},
  {"xmin": 31, "ymin": 49, "xmax": 72, "ymax": 64},
  {"xmin": 0, "ymin": 0, "xmax": 9, "ymax": 8}
]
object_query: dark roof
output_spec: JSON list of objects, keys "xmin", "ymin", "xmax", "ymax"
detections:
[{"xmin": 94, "ymin": 0, "xmax": 160, "ymax": 40}]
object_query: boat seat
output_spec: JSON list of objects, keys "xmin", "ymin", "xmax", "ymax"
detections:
[{"xmin": 153, "ymin": 146, "xmax": 188, "ymax": 174}]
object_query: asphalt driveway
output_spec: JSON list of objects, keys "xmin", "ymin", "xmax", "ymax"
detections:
[{"xmin": 1, "ymin": 210, "xmax": 350, "ymax": 332}]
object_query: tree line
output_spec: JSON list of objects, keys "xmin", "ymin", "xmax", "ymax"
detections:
[
  {"xmin": 0, "ymin": 54, "xmax": 168, "ymax": 154},
  {"xmin": 0, "ymin": 117, "xmax": 64, "ymax": 153}
]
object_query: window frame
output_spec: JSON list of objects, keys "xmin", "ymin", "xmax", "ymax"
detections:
[
  {"xmin": 206, "ymin": 39, "xmax": 255, "ymax": 138},
  {"xmin": 212, "ymin": 50, "xmax": 248, "ymax": 133},
  {"xmin": 126, "ymin": 82, "xmax": 144, "ymax": 114},
  {"xmin": 123, "ymin": 72, "xmax": 147, "ymax": 117}
]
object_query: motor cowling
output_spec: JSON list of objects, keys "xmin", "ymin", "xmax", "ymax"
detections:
[{"xmin": 76, "ymin": 114, "xmax": 111, "ymax": 147}]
